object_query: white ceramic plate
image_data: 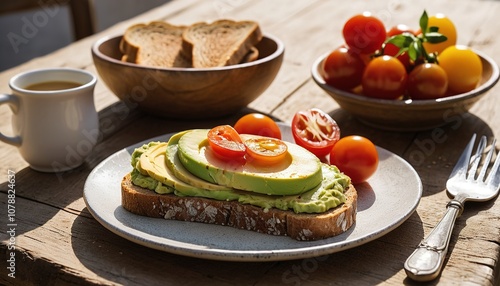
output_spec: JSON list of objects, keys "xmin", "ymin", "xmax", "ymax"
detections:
[{"xmin": 83, "ymin": 124, "xmax": 422, "ymax": 261}]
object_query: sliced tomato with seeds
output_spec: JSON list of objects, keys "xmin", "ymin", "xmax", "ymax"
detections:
[
  {"xmin": 291, "ymin": 108, "xmax": 340, "ymax": 158},
  {"xmin": 244, "ymin": 137, "xmax": 288, "ymax": 165},
  {"xmin": 207, "ymin": 125, "xmax": 246, "ymax": 160}
]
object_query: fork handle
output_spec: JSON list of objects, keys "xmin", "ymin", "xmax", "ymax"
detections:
[{"xmin": 404, "ymin": 199, "xmax": 464, "ymax": 281}]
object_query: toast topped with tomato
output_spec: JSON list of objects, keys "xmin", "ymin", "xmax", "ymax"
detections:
[{"xmin": 121, "ymin": 124, "xmax": 357, "ymax": 241}]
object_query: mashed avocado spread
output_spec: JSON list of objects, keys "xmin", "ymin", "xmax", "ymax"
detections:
[{"xmin": 129, "ymin": 131, "xmax": 351, "ymax": 214}]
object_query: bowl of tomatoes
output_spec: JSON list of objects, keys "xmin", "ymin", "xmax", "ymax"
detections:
[{"xmin": 311, "ymin": 11, "xmax": 500, "ymax": 131}]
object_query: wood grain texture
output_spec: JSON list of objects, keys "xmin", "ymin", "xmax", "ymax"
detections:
[{"xmin": 1, "ymin": 0, "xmax": 499, "ymax": 285}]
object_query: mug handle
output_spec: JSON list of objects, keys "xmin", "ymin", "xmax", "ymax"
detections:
[{"xmin": 0, "ymin": 94, "xmax": 21, "ymax": 147}]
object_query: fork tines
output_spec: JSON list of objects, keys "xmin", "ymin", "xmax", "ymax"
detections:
[{"xmin": 464, "ymin": 135, "xmax": 500, "ymax": 186}]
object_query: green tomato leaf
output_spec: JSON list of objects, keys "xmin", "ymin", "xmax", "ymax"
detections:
[
  {"xmin": 386, "ymin": 10, "xmax": 446, "ymax": 64},
  {"xmin": 419, "ymin": 10, "xmax": 429, "ymax": 33},
  {"xmin": 425, "ymin": 32, "xmax": 448, "ymax": 43},
  {"xmin": 429, "ymin": 26, "xmax": 440, "ymax": 33},
  {"xmin": 408, "ymin": 41, "xmax": 419, "ymax": 61},
  {"xmin": 385, "ymin": 34, "xmax": 414, "ymax": 48},
  {"xmin": 395, "ymin": 47, "xmax": 409, "ymax": 57}
]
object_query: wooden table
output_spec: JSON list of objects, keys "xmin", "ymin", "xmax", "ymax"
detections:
[{"xmin": 1, "ymin": 0, "xmax": 499, "ymax": 285}]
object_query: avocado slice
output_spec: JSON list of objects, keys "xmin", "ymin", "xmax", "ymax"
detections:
[
  {"xmin": 176, "ymin": 129, "xmax": 323, "ymax": 196},
  {"xmin": 134, "ymin": 141, "xmax": 241, "ymax": 200},
  {"xmin": 166, "ymin": 144, "xmax": 235, "ymax": 192},
  {"xmin": 135, "ymin": 142, "xmax": 207, "ymax": 194},
  {"xmin": 166, "ymin": 131, "xmax": 230, "ymax": 190},
  {"xmin": 130, "ymin": 140, "xmax": 350, "ymax": 213}
]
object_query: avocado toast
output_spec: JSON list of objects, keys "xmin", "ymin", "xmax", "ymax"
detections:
[{"xmin": 121, "ymin": 129, "xmax": 357, "ymax": 241}]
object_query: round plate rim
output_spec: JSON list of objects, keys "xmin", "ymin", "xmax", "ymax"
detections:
[{"xmin": 83, "ymin": 124, "xmax": 423, "ymax": 261}]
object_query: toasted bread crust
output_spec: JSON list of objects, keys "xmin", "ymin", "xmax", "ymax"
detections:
[
  {"xmin": 182, "ymin": 20, "xmax": 263, "ymax": 68},
  {"xmin": 120, "ymin": 20, "xmax": 262, "ymax": 68},
  {"xmin": 121, "ymin": 174, "xmax": 357, "ymax": 241},
  {"xmin": 120, "ymin": 21, "xmax": 192, "ymax": 68}
]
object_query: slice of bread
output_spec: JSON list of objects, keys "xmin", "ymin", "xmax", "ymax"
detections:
[
  {"xmin": 121, "ymin": 173, "xmax": 357, "ymax": 241},
  {"xmin": 241, "ymin": 46, "xmax": 259, "ymax": 63},
  {"xmin": 120, "ymin": 21, "xmax": 192, "ymax": 68},
  {"xmin": 182, "ymin": 20, "xmax": 263, "ymax": 68}
]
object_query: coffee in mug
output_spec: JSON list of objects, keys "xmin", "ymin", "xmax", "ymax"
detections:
[
  {"xmin": 24, "ymin": 81, "xmax": 82, "ymax": 91},
  {"xmin": 0, "ymin": 68, "xmax": 99, "ymax": 172}
]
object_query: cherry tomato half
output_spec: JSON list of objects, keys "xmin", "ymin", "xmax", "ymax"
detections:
[
  {"xmin": 361, "ymin": 55, "xmax": 408, "ymax": 99},
  {"xmin": 407, "ymin": 63, "xmax": 448, "ymax": 100},
  {"xmin": 291, "ymin": 108, "xmax": 340, "ymax": 158},
  {"xmin": 244, "ymin": 137, "xmax": 288, "ymax": 165},
  {"xmin": 329, "ymin": 135, "xmax": 378, "ymax": 184},
  {"xmin": 342, "ymin": 12, "xmax": 386, "ymax": 54},
  {"xmin": 323, "ymin": 46, "xmax": 366, "ymax": 91},
  {"xmin": 207, "ymin": 125, "xmax": 246, "ymax": 160},
  {"xmin": 234, "ymin": 113, "xmax": 282, "ymax": 139}
]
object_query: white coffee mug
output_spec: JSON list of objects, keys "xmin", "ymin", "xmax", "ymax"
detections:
[{"xmin": 0, "ymin": 68, "xmax": 99, "ymax": 172}]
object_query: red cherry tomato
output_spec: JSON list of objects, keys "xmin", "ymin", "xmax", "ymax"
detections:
[
  {"xmin": 361, "ymin": 55, "xmax": 408, "ymax": 99},
  {"xmin": 244, "ymin": 137, "xmax": 288, "ymax": 165},
  {"xmin": 382, "ymin": 43, "xmax": 411, "ymax": 70},
  {"xmin": 234, "ymin": 113, "xmax": 282, "ymax": 139},
  {"xmin": 323, "ymin": 46, "xmax": 366, "ymax": 90},
  {"xmin": 383, "ymin": 25, "xmax": 414, "ymax": 70},
  {"xmin": 386, "ymin": 24, "xmax": 414, "ymax": 37},
  {"xmin": 207, "ymin": 125, "xmax": 246, "ymax": 160},
  {"xmin": 329, "ymin": 135, "xmax": 378, "ymax": 184},
  {"xmin": 291, "ymin": 108, "xmax": 340, "ymax": 158},
  {"xmin": 407, "ymin": 63, "xmax": 448, "ymax": 100},
  {"xmin": 342, "ymin": 12, "xmax": 386, "ymax": 54}
]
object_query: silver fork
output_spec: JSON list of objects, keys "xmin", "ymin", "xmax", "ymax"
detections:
[{"xmin": 404, "ymin": 134, "xmax": 500, "ymax": 282}]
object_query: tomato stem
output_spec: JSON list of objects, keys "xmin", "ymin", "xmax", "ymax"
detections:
[{"xmin": 382, "ymin": 10, "xmax": 445, "ymax": 65}]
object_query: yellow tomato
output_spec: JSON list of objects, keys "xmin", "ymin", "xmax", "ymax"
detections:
[
  {"xmin": 423, "ymin": 13, "xmax": 457, "ymax": 54},
  {"xmin": 438, "ymin": 45, "xmax": 482, "ymax": 94}
]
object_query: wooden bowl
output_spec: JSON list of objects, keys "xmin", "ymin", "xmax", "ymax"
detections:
[
  {"xmin": 91, "ymin": 34, "xmax": 284, "ymax": 119},
  {"xmin": 311, "ymin": 50, "xmax": 499, "ymax": 131}
]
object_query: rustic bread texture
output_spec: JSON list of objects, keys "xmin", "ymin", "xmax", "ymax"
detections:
[
  {"xmin": 120, "ymin": 21, "xmax": 192, "ymax": 68},
  {"xmin": 182, "ymin": 20, "xmax": 263, "ymax": 68},
  {"xmin": 121, "ymin": 174, "xmax": 357, "ymax": 241}
]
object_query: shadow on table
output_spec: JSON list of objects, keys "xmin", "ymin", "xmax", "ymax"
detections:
[
  {"xmin": 69, "ymin": 206, "xmax": 425, "ymax": 285},
  {"xmin": 402, "ymin": 196, "xmax": 499, "ymax": 285},
  {"xmin": 329, "ymin": 108, "xmax": 495, "ymax": 198}
]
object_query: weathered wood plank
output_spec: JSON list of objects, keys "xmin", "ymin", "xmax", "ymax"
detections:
[{"xmin": 3, "ymin": 189, "xmax": 494, "ymax": 286}]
